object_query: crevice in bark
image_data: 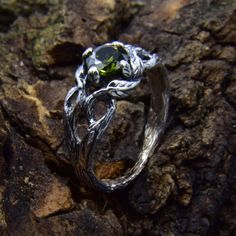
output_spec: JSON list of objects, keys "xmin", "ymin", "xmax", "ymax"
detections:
[{"xmin": 0, "ymin": 9, "xmax": 17, "ymax": 33}]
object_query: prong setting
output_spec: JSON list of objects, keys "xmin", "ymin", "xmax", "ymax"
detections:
[
  {"xmin": 88, "ymin": 66, "xmax": 100, "ymax": 84},
  {"xmin": 82, "ymin": 47, "xmax": 93, "ymax": 60},
  {"xmin": 111, "ymin": 41, "xmax": 125, "ymax": 48}
]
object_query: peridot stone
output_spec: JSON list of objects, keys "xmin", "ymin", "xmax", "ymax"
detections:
[{"xmin": 85, "ymin": 45, "xmax": 128, "ymax": 78}]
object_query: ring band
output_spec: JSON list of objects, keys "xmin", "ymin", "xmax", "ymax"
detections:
[{"xmin": 64, "ymin": 41, "xmax": 169, "ymax": 192}]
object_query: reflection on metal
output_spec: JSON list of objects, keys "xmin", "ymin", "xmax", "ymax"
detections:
[{"xmin": 64, "ymin": 41, "xmax": 169, "ymax": 192}]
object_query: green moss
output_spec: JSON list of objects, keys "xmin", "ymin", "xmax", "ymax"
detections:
[
  {"xmin": 32, "ymin": 23, "xmax": 65, "ymax": 69},
  {"xmin": 0, "ymin": 0, "xmax": 62, "ymax": 15}
]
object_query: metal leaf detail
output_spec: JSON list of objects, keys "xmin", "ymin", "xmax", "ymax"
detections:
[{"xmin": 107, "ymin": 79, "xmax": 141, "ymax": 98}]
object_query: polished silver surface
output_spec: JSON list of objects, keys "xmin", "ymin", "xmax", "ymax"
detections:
[{"xmin": 64, "ymin": 41, "xmax": 169, "ymax": 192}]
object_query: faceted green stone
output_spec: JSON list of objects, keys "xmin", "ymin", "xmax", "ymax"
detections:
[{"xmin": 85, "ymin": 45, "xmax": 128, "ymax": 77}]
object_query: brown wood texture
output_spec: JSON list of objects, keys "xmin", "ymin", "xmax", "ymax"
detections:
[{"xmin": 0, "ymin": 0, "xmax": 236, "ymax": 235}]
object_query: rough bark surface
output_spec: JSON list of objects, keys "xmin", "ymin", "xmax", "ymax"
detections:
[{"xmin": 0, "ymin": 0, "xmax": 236, "ymax": 235}]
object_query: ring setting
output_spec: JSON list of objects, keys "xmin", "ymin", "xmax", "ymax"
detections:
[{"xmin": 64, "ymin": 41, "xmax": 169, "ymax": 192}]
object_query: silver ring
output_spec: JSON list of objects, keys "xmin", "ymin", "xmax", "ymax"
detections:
[{"xmin": 64, "ymin": 41, "xmax": 169, "ymax": 192}]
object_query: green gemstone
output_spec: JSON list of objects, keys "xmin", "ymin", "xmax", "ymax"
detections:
[{"xmin": 85, "ymin": 45, "xmax": 128, "ymax": 77}]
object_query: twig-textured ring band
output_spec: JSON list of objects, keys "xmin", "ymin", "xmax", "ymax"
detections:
[{"xmin": 64, "ymin": 41, "xmax": 169, "ymax": 192}]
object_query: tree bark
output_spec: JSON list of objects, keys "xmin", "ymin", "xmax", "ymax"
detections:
[{"xmin": 0, "ymin": 0, "xmax": 236, "ymax": 235}]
